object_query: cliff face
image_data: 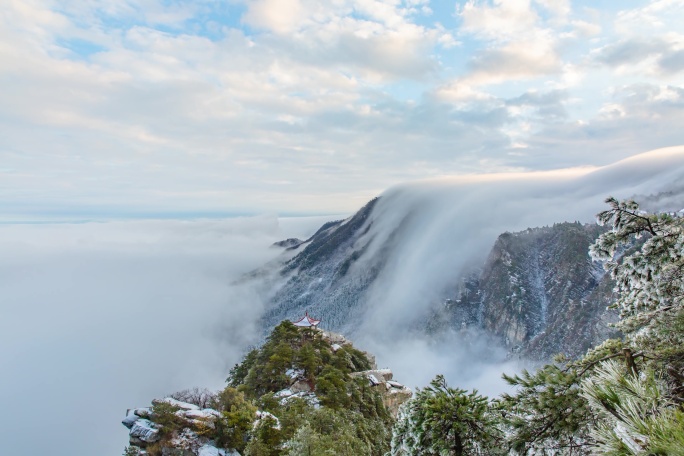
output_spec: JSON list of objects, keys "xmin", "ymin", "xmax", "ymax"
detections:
[{"xmin": 464, "ymin": 222, "xmax": 618, "ymax": 359}]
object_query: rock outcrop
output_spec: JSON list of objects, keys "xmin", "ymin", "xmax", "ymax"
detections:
[
  {"xmin": 350, "ymin": 369, "xmax": 412, "ymax": 417},
  {"xmin": 123, "ymin": 324, "xmax": 411, "ymax": 454},
  {"xmin": 442, "ymin": 222, "xmax": 619, "ymax": 359},
  {"xmin": 122, "ymin": 398, "xmax": 239, "ymax": 456}
]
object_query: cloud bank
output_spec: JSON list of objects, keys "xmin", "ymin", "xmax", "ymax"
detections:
[
  {"xmin": 338, "ymin": 147, "xmax": 684, "ymax": 392},
  {"xmin": 2, "ymin": 147, "xmax": 683, "ymax": 454},
  {"xmin": 0, "ymin": 216, "xmax": 325, "ymax": 456}
]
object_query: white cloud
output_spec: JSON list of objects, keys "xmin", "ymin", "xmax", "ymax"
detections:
[
  {"xmin": 1, "ymin": 0, "xmax": 684, "ymax": 219},
  {"xmin": 466, "ymin": 35, "xmax": 561, "ymax": 85},
  {"xmin": 458, "ymin": 0, "xmax": 540, "ymax": 41},
  {"xmin": 534, "ymin": 0, "xmax": 571, "ymax": 19},
  {"xmin": 242, "ymin": 0, "xmax": 308, "ymax": 33},
  {"xmin": 433, "ymin": 81, "xmax": 495, "ymax": 102},
  {"xmin": 570, "ymin": 19, "xmax": 602, "ymax": 38},
  {"xmin": 615, "ymin": 0, "xmax": 684, "ymax": 36}
]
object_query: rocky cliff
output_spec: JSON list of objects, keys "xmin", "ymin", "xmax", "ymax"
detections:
[
  {"xmin": 441, "ymin": 222, "xmax": 618, "ymax": 359},
  {"xmin": 122, "ymin": 323, "xmax": 411, "ymax": 456}
]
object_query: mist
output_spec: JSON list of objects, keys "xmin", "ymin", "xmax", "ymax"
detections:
[
  {"xmin": 3, "ymin": 147, "xmax": 684, "ymax": 454},
  {"xmin": 348, "ymin": 147, "xmax": 684, "ymax": 393},
  {"xmin": 0, "ymin": 216, "xmax": 327, "ymax": 456}
]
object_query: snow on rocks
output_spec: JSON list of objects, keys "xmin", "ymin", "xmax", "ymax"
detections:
[
  {"xmin": 157, "ymin": 397, "xmax": 200, "ymax": 411},
  {"xmin": 275, "ymin": 388, "xmax": 294, "ymax": 398},
  {"xmin": 123, "ymin": 408, "xmax": 153, "ymax": 428},
  {"xmin": 254, "ymin": 411, "xmax": 281, "ymax": 430},
  {"xmin": 349, "ymin": 368, "xmax": 412, "ymax": 417},
  {"xmin": 274, "ymin": 388, "xmax": 321, "ymax": 408},
  {"xmin": 350, "ymin": 368, "xmax": 393, "ymax": 383},
  {"xmin": 130, "ymin": 419, "xmax": 161, "ymax": 443},
  {"xmin": 184, "ymin": 409, "xmax": 220, "ymax": 420},
  {"xmin": 123, "ymin": 401, "xmax": 240, "ymax": 455},
  {"xmin": 198, "ymin": 444, "xmax": 240, "ymax": 456},
  {"xmin": 285, "ymin": 368, "xmax": 304, "ymax": 380}
]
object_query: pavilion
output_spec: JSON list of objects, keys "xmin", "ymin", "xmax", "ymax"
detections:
[{"xmin": 292, "ymin": 311, "xmax": 321, "ymax": 328}]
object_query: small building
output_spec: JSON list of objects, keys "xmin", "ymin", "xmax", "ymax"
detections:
[{"xmin": 292, "ymin": 311, "xmax": 321, "ymax": 328}]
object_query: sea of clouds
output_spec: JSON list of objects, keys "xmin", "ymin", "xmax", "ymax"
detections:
[
  {"xmin": 0, "ymin": 215, "xmax": 330, "ymax": 456},
  {"xmin": 2, "ymin": 147, "xmax": 684, "ymax": 455}
]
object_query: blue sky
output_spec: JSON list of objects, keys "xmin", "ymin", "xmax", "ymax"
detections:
[{"xmin": 2, "ymin": 0, "xmax": 684, "ymax": 219}]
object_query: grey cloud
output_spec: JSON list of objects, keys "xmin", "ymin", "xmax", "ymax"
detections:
[
  {"xmin": 594, "ymin": 37, "xmax": 684, "ymax": 76},
  {"xmin": 659, "ymin": 49, "xmax": 684, "ymax": 75},
  {"xmin": 506, "ymin": 90, "xmax": 569, "ymax": 123},
  {"xmin": 492, "ymin": 84, "xmax": 684, "ymax": 170},
  {"xmin": 595, "ymin": 38, "xmax": 666, "ymax": 66},
  {"xmin": 260, "ymin": 31, "xmax": 439, "ymax": 82}
]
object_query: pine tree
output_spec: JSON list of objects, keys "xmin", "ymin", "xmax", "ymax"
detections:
[
  {"xmin": 498, "ymin": 362, "xmax": 595, "ymax": 455},
  {"xmin": 578, "ymin": 198, "xmax": 684, "ymax": 454},
  {"xmin": 391, "ymin": 375, "xmax": 503, "ymax": 455},
  {"xmin": 590, "ymin": 197, "xmax": 684, "ymax": 333}
]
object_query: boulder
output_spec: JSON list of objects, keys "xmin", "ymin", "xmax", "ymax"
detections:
[
  {"xmin": 130, "ymin": 419, "xmax": 160, "ymax": 443},
  {"xmin": 123, "ymin": 411, "xmax": 140, "ymax": 429},
  {"xmin": 184, "ymin": 409, "xmax": 220, "ymax": 420},
  {"xmin": 123, "ymin": 408, "xmax": 153, "ymax": 428},
  {"xmin": 290, "ymin": 380, "xmax": 311, "ymax": 394},
  {"xmin": 382, "ymin": 386, "xmax": 413, "ymax": 418}
]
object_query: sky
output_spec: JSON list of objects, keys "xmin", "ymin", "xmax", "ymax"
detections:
[{"xmin": 2, "ymin": 0, "xmax": 684, "ymax": 220}]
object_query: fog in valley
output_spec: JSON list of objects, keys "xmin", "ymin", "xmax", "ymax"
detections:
[
  {"xmin": 2, "ymin": 148, "xmax": 684, "ymax": 455},
  {"xmin": 0, "ymin": 217, "xmax": 325, "ymax": 456}
]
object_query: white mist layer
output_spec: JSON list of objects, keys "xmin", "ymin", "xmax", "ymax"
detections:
[
  {"xmin": 353, "ymin": 146, "xmax": 684, "ymax": 391},
  {"xmin": 2, "ymin": 147, "xmax": 683, "ymax": 454},
  {"xmin": 0, "ymin": 216, "xmax": 324, "ymax": 456}
]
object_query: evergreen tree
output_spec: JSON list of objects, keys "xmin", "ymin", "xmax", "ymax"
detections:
[
  {"xmin": 391, "ymin": 375, "xmax": 503, "ymax": 455},
  {"xmin": 578, "ymin": 198, "xmax": 684, "ymax": 454},
  {"xmin": 498, "ymin": 362, "xmax": 595, "ymax": 455}
]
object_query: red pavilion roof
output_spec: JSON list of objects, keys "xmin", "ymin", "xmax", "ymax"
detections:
[{"xmin": 292, "ymin": 311, "xmax": 321, "ymax": 327}]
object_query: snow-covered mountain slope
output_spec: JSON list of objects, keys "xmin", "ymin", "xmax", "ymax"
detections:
[
  {"xmin": 254, "ymin": 146, "xmax": 684, "ymax": 358},
  {"xmin": 438, "ymin": 222, "xmax": 618, "ymax": 359}
]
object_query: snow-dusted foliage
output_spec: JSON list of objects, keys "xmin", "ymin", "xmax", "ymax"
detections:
[
  {"xmin": 590, "ymin": 197, "xmax": 684, "ymax": 332},
  {"xmin": 581, "ymin": 360, "xmax": 668, "ymax": 454},
  {"xmin": 390, "ymin": 375, "xmax": 503, "ymax": 455}
]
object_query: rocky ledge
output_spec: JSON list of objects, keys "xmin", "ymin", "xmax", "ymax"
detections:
[{"xmin": 122, "ymin": 398, "xmax": 240, "ymax": 456}]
